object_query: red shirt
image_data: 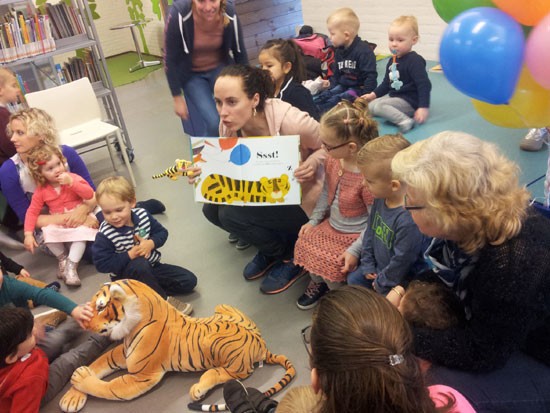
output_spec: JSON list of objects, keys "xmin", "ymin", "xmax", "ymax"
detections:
[{"xmin": 0, "ymin": 348, "xmax": 49, "ymax": 413}]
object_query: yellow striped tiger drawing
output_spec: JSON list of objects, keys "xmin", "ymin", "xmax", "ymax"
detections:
[
  {"xmin": 58, "ymin": 280, "xmax": 295, "ymax": 412},
  {"xmin": 201, "ymin": 173, "xmax": 290, "ymax": 204},
  {"xmin": 151, "ymin": 159, "xmax": 193, "ymax": 180}
]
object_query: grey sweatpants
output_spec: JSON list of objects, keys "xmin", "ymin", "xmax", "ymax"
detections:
[{"xmin": 368, "ymin": 95, "xmax": 415, "ymax": 126}]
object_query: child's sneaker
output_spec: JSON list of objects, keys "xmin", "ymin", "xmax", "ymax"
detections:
[
  {"xmin": 296, "ymin": 280, "xmax": 329, "ymax": 310},
  {"xmin": 519, "ymin": 128, "xmax": 550, "ymax": 151},
  {"xmin": 228, "ymin": 232, "xmax": 239, "ymax": 243},
  {"xmin": 45, "ymin": 281, "xmax": 61, "ymax": 292},
  {"xmin": 398, "ymin": 117, "xmax": 415, "ymax": 133},
  {"xmin": 167, "ymin": 296, "xmax": 194, "ymax": 316},
  {"xmin": 235, "ymin": 239, "xmax": 251, "ymax": 250}
]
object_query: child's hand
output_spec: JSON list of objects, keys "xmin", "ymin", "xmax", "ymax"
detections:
[
  {"xmin": 366, "ymin": 273, "xmax": 377, "ymax": 280},
  {"xmin": 134, "ymin": 235, "xmax": 154, "ymax": 258},
  {"xmin": 24, "ymin": 233, "xmax": 38, "ymax": 254},
  {"xmin": 186, "ymin": 166, "xmax": 202, "ymax": 184},
  {"xmin": 299, "ymin": 223, "xmax": 313, "ymax": 237},
  {"xmin": 83, "ymin": 215, "xmax": 99, "ymax": 229},
  {"xmin": 321, "ymin": 79, "xmax": 330, "ymax": 89},
  {"xmin": 57, "ymin": 172, "xmax": 73, "ymax": 186},
  {"xmin": 339, "ymin": 251, "xmax": 358, "ymax": 274},
  {"xmin": 65, "ymin": 204, "xmax": 90, "ymax": 228},
  {"xmin": 71, "ymin": 303, "xmax": 94, "ymax": 329},
  {"xmin": 414, "ymin": 108, "xmax": 429, "ymax": 124},
  {"xmin": 360, "ymin": 92, "xmax": 376, "ymax": 102},
  {"xmin": 18, "ymin": 268, "xmax": 31, "ymax": 278},
  {"xmin": 127, "ymin": 244, "xmax": 141, "ymax": 260},
  {"xmin": 294, "ymin": 159, "xmax": 316, "ymax": 183}
]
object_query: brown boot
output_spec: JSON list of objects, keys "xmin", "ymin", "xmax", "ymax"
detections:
[
  {"xmin": 57, "ymin": 254, "xmax": 68, "ymax": 280},
  {"xmin": 64, "ymin": 259, "xmax": 81, "ymax": 287}
]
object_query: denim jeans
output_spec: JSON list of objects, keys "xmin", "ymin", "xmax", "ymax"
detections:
[
  {"xmin": 425, "ymin": 352, "xmax": 550, "ymax": 412},
  {"xmin": 314, "ymin": 84, "xmax": 358, "ymax": 114},
  {"xmin": 182, "ymin": 65, "xmax": 225, "ymax": 137},
  {"xmin": 203, "ymin": 203, "xmax": 308, "ymax": 259}
]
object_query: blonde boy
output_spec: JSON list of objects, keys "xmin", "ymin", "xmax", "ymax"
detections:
[
  {"xmin": 0, "ymin": 67, "xmax": 20, "ymax": 165},
  {"xmin": 92, "ymin": 176, "xmax": 197, "ymax": 310},
  {"xmin": 361, "ymin": 16, "xmax": 431, "ymax": 132},
  {"xmin": 314, "ymin": 7, "xmax": 377, "ymax": 113},
  {"xmin": 342, "ymin": 134, "xmax": 427, "ymax": 301}
]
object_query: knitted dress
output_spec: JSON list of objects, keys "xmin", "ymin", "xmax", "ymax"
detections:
[{"xmin": 294, "ymin": 157, "xmax": 373, "ymax": 282}]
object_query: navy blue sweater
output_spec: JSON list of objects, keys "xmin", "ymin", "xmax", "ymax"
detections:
[
  {"xmin": 278, "ymin": 77, "xmax": 320, "ymax": 121},
  {"xmin": 331, "ymin": 36, "xmax": 377, "ymax": 94},
  {"xmin": 93, "ymin": 208, "xmax": 168, "ymax": 276},
  {"xmin": 373, "ymin": 51, "xmax": 431, "ymax": 109},
  {"xmin": 164, "ymin": 0, "xmax": 248, "ymax": 96}
]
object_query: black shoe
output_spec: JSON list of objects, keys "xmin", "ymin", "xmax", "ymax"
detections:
[
  {"xmin": 296, "ymin": 279, "xmax": 329, "ymax": 310},
  {"xmin": 136, "ymin": 198, "xmax": 166, "ymax": 214},
  {"xmin": 45, "ymin": 281, "xmax": 61, "ymax": 292},
  {"xmin": 236, "ymin": 239, "xmax": 251, "ymax": 250},
  {"xmin": 223, "ymin": 380, "xmax": 278, "ymax": 413},
  {"xmin": 243, "ymin": 253, "xmax": 278, "ymax": 280}
]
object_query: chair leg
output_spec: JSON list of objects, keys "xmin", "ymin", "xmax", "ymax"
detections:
[
  {"xmin": 105, "ymin": 136, "xmax": 118, "ymax": 171},
  {"xmin": 115, "ymin": 129, "xmax": 137, "ymax": 187}
]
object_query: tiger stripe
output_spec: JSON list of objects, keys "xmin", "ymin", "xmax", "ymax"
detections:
[{"xmin": 200, "ymin": 174, "xmax": 290, "ymax": 204}]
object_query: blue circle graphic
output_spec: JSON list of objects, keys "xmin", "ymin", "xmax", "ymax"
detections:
[{"xmin": 229, "ymin": 144, "xmax": 251, "ymax": 165}]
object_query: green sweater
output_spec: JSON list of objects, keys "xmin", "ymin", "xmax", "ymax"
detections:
[{"xmin": 0, "ymin": 275, "xmax": 77, "ymax": 315}]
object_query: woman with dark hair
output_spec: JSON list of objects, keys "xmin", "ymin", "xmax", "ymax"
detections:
[
  {"xmin": 164, "ymin": 0, "xmax": 248, "ymax": 137},
  {"xmin": 188, "ymin": 64, "xmax": 324, "ymax": 291}
]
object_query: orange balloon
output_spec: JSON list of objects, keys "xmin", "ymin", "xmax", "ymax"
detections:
[
  {"xmin": 472, "ymin": 66, "xmax": 550, "ymax": 128},
  {"xmin": 219, "ymin": 137, "xmax": 238, "ymax": 150},
  {"xmin": 492, "ymin": 0, "xmax": 550, "ymax": 26}
]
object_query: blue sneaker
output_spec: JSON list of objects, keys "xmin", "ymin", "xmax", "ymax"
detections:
[
  {"xmin": 260, "ymin": 260, "xmax": 306, "ymax": 294},
  {"xmin": 243, "ymin": 252, "xmax": 278, "ymax": 280}
]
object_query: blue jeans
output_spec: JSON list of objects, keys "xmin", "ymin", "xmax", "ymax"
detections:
[
  {"xmin": 425, "ymin": 352, "xmax": 550, "ymax": 412},
  {"xmin": 182, "ymin": 65, "xmax": 224, "ymax": 137},
  {"xmin": 346, "ymin": 267, "xmax": 374, "ymax": 288},
  {"xmin": 314, "ymin": 84, "xmax": 358, "ymax": 114}
]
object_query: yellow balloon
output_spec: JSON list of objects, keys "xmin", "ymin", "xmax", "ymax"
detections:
[{"xmin": 472, "ymin": 66, "xmax": 550, "ymax": 128}]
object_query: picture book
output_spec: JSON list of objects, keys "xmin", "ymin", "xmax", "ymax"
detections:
[{"xmin": 190, "ymin": 135, "xmax": 301, "ymax": 206}]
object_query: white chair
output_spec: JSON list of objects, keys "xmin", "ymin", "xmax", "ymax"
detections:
[{"xmin": 24, "ymin": 77, "xmax": 137, "ymax": 186}]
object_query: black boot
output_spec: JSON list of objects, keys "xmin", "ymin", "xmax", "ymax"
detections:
[{"xmin": 223, "ymin": 380, "xmax": 278, "ymax": 413}]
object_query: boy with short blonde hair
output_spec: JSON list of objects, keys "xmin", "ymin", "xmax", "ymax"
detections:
[
  {"xmin": 342, "ymin": 134, "xmax": 428, "ymax": 299},
  {"xmin": 93, "ymin": 176, "xmax": 197, "ymax": 311},
  {"xmin": 0, "ymin": 67, "xmax": 19, "ymax": 165},
  {"xmin": 314, "ymin": 7, "xmax": 377, "ymax": 114}
]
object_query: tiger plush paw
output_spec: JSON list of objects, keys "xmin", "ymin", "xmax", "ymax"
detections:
[
  {"xmin": 190, "ymin": 382, "xmax": 208, "ymax": 401},
  {"xmin": 59, "ymin": 388, "xmax": 88, "ymax": 413},
  {"xmin": 71, "ymin": 365, "xmax": 95, "ymax": 391}
]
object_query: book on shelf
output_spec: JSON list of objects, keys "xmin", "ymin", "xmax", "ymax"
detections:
[
  {"xmin": 42, "ymin": 2, "xmax": 83, "ymax": 40},
  {"xmin": 60, "ymin": 51, "xmax": 100, "ymax": 83}
]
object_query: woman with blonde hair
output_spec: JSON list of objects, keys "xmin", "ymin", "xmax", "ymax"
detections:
[
  {"xmin": 164, "ymin": 0, "xmax": 248, "ymax": 136},
  {"xmin": 391, "ymin": 131, "xmax": 550, "ymax": 410}
]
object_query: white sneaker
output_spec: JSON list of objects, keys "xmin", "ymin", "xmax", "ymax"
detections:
[
  {"xmin": 519, "ymin": 128, "xmax": 550, "ymax": 151},
  {"xmin": 167, "ymin": 296, "xmax": 193, "ymax": 316}
]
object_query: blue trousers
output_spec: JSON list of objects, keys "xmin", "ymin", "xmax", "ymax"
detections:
[
  {"xmin": 182, "ymin": 65, "xmax": 224, "ymax": 137},
  {"xmin": 113, "ymin": 257, "xmax": 197, "ymax": 299},
  {"xmin": 425, "ymin": 352, "xmax": 550, "ymax": 412},
  {"xmin": 314, "ymin": 84, "xmax": 358, "ymax": 114}
]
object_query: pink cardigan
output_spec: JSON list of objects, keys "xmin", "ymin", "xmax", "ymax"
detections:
[
  {"xmin": 24, "ymin": 172, "xmax": 94, "ymax": 233},
  {"xmin": 219, "ymin": 99, "xmax": 325, "ymax": 216}
]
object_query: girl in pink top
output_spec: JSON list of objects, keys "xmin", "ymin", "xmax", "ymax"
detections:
[{"xmin": 23, "ymin": 144, "xmax": 97, "ymax": 287}]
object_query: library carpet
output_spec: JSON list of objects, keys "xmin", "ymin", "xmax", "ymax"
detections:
[{"xmin": 106, "ymin": 52, "xmax": 163, "ymax": 87}]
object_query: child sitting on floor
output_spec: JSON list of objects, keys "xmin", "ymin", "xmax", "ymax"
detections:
[
  {"xmin": 24, "ymin": 144, "xmax": 98, "ymax": 287},
  {"xmin": 92, "ymin": 176, "xmax": 197, "ymax": 313},
  {"xmin": 361, "ymin": 16, "xmax": 431, "ymax": 133},
  {"xmin": 343, "ymin": 134, "xmax": 428, "ymax": 301}
]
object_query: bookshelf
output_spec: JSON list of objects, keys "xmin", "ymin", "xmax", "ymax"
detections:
[{"xmin": 0, "ymin": 0, "xmax": 134, "ymax": 160}]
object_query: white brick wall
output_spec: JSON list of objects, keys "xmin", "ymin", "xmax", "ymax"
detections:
[
  {"xmin": 93, "ymin": 0, "xmax": 164, "ymax": 58},
  {"xmin": 300, "ymin": 0, "xmax": 447, "ymax": 61}
]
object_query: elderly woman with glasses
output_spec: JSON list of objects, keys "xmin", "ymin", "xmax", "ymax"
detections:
[{"xmin": 391, "ymin": 131, "xmax": 550, "ymax": 410}]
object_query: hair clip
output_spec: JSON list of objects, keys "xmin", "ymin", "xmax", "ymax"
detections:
[
  {"xmin": 388, "ymin": 354, "xmax": 404, "ymax": 366},
  {"xmin": 36, "ymin": 160, "xmax": 46, "ymax": 165}
]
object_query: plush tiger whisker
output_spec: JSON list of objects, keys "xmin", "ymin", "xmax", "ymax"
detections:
[
  {"xmin": 151, "ymin": 159, "xmax": 193, "ymax": 180},
  {"xmin": 59, "ymin": 280, "xmax": 296, "ymax": 413}
]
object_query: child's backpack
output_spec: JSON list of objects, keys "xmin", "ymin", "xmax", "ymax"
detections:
[
  {"xmin": 293, "ymin": 34, "xmax": 328, "ymax": 60},
  {"xmin": 293, "ymin": 33, "xmax": 335, "ymax": 81}
]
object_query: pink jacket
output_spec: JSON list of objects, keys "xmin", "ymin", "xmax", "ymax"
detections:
[
  {"xmin": 24, "ymin": 172, "xmax": 95, "ymax": 232},
  {"xmin": 219, "ymin": 99, "xmax": 325, "ymax": 215}
]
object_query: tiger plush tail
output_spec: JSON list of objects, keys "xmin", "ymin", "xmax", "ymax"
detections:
[{"xmin": 187, "ymin": 351, "xmax": 296, "ymax": 412}]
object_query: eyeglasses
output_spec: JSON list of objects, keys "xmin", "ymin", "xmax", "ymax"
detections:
[
  {"xmin": 321, "ymin": 140, "xmax": 351, "ymax": 152},
  {"xmin": 403, "ymin": 194, "xmax": 425, "ymax": 211},
  {"xmin": 301, "ymin": 325, "xmax": 312, "ymax": 358}
]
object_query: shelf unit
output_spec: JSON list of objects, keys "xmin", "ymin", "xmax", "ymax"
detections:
[{"xmin": 0, "ymin": 0, "xmax": 134, "ymax": 160}]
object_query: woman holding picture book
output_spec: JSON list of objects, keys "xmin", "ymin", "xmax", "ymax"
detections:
[{"xmin": 187, "ymin": 64, "xmax": 324, "ymax": 292}]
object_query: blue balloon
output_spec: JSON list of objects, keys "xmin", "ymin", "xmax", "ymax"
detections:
[
  {"xmin": 229, "ymin": 144, "xmax": 251, "ymax": 166},
  {"xmin": 440, "ymin": 7, "xmax": 525, "ymax": 104}
]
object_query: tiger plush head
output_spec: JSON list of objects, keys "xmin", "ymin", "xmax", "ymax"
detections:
[
  {"xmin": 86, "ymin": 280, "xmax": 159, "ymax": 340},
  {"xmin": 259, "ymin": 174, "xmax": 290, "ymax": 201}
]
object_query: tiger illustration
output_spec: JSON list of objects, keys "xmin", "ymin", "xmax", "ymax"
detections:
[
  {"xmin": 151, "ymin": 159, "xmax": 193, "ymax": 180},
  {"xmin": 201, "ymin": 173, "xmax": 290, "ymax": 204},
  {"xmin": 58, "ymin": 280, "xmax": 295, "ymax": 412}
]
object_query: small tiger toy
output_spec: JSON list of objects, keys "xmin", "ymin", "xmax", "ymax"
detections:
[
  {"xmin": 151, "ymin": 159, "xmax": 193, "ymax": 180},
  {"xmin": 201, "ymin": 173, "xmax": 290, "ymax": 204},
  {"xmin": 59, "ymin": 280, "xmax": 295, "ymax": 412}
]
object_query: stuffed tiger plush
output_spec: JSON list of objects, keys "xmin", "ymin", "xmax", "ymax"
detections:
[
  {"xmin": 151, "ymin": 159, "xmax": 193, "ymax": 180},
  {"xmin": 201, "ymin": 173, "xmax": 290, "ymax": 204},
  {"xmin": 58, "ymin": 280, "xmax": 295, "ymax": 412}
]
